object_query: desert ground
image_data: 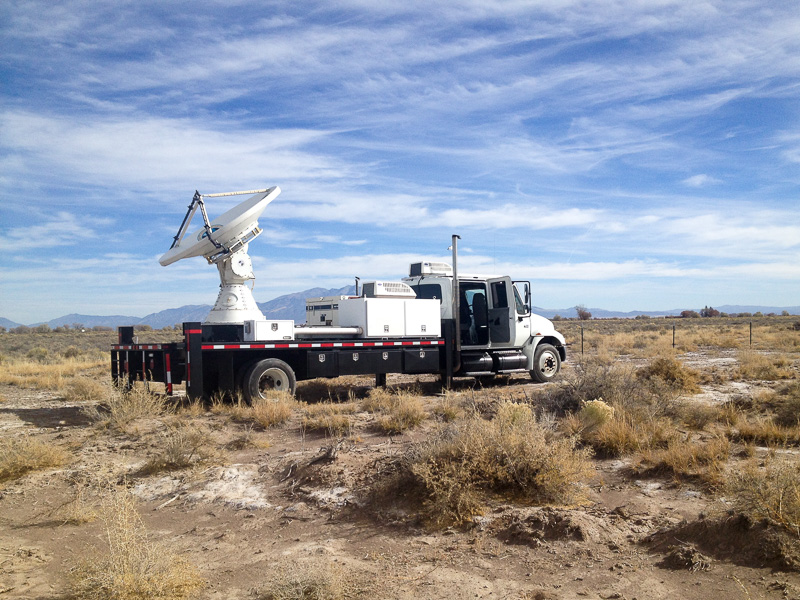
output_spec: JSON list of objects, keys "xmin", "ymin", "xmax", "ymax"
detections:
[{"xmin": 1, "ymin": 317, "xmax": 799, "ymax": 599}]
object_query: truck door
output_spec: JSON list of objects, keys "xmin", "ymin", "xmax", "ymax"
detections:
[{"xmin": 488, "ymin": 277, "xmax": 514, "ymax": 346}]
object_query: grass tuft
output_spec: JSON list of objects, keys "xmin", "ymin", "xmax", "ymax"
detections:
[
  {"xmin": 68, "ymin": 485, "xmax": 204, "ymax": 599},
  {"xmin": 88, "ymin": 385, "xmax": 167, "ymax": 430},
  {"xmin": 0, "ymin": 435, "xmax": 67, "ymax": 484}
]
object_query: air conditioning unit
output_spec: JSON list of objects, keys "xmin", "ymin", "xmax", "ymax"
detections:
[
  {"xmin": 409, "ymin": 262, "xmax": 453, "ymax": 277},
  {"xmin": 361, "ymin": 281, "xmax": 416, "ymax": 298}
]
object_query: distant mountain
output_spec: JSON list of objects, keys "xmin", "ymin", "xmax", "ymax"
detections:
[
  {"xmin": 0, "ymin": 317, "xmax": 22, "ymax": 329},
  {"xmin": 2, "ymin": 297, "xmax": 797, "ymax": 330},
  {"xmin": 42, "ymin": 313, "xmax": 142, "ymax": 329},
  {"xmin": 260, "ymin": 285, "xmax": 356, "ymax": 322},
  {"xmin": 533, "ymin": 305, "xmax": 800, "ymax": 319},
  {"xmin": 137, "ymin": 305, "xmax": 213, "ymax": 329}
]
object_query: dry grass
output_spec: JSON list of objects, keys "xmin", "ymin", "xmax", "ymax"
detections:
[
  {"xmin": 88, "ymin": 385, "xmax": 167, "ymax": 431},
  {"xmin": 0, "ymin": 355, "xmax": 107, "ymax": 390},
  {"xmin": 0, "ymin": 435, "xmax": 68, "ymax": 484},
  {"xmin": 575, "ymin": 410, "xmax": 679, "ymax": 458},
  {"xmin": 772, "ymin": 381, "xmax": 800, "ymax": 427},
  {"xmin": 725, "ymin": 458, "xmax": 800, "ymax": 536},
  {"xmin": 636, "ymin": 356, "xmax": 701, "ymax": 394},
  {"xmin": 63, "ymin": 376, "xmax": 109, "ymax": 403},
  {"xmin": 68, "ymin": 485, "xmax": 204, "ymax": 599},
  {"xmin": 637, "ymin": 434, "xmax": 730, "ymax": 486},
  {"xmin": 254, "ymin": 560, "xmax": 362, "ymax": 600},
  {"xmin": 362, "ymin": 387, "xmax": 427, "ymax": 434},
  {"xmin": 732, "ymin": 417, "xmax": 800, "ymax": 447},
  {"xmin": 735, "ymin": 350, "xmax": 794, "ymax": 381},
  {"xmin": 137, "ymin": 426, "xmax": 224, "ymax": 476},
  {"xmin": 302, "ymin": 402, "xmax": 357, "ymax": 437},
  {"xmin": 405, "ymin": 401, "xmax": 594, "ymax": 526},
  {"xmin": 214, "ymin": 392, "xmax": 299, "ymax": 428}
]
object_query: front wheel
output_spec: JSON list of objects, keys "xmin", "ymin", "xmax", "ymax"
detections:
[
  {"xmin": 243, "ymin": 359, "xmax": 297, "ymax": 402},
  {"xmin": 530, "ymin": 343, "xmax": 561, "ymax": 383}
]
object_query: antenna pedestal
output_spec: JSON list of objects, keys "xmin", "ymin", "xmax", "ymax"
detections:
[{"xmin": 204, "ymin": 247, "xmax": 266, "ymax": 324}]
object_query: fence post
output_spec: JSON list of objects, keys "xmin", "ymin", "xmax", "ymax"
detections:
[
  {"xmin": 581, "ymin": 326, "xmax": 584, "ymax": 355},
  {"xmin": 750, "ymin": 321, "xmax": 752, "ymax": 347},
  {"xmin": 672, "ymin": 325, "xmax": 676, "ymax": 349}
]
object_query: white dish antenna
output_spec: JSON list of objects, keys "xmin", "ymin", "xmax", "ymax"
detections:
[{"xmin": 159, "ymin": 186, "xmax": 281, "ymax": 324}]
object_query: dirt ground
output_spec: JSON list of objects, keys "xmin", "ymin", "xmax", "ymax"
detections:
[{"xmin": 2, "ymin": 351, "xmax": 800, "ymax": 600}]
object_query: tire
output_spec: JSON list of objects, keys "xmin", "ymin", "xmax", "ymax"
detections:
[
  {"xmin": 530, "ymin": 343, "xmax": 561, "ymax": 383},
  {"xmin": 243, "ymin": 359, "xmax": 297, "ymax": 402}
]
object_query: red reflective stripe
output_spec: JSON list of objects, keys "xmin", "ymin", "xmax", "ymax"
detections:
[{"xmin": 185, "ymin": 329, "xmax": 202, "ymax": 334}]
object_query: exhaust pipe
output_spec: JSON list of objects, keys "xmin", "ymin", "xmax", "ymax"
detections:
[{"xmin": 451, "ymin": 234, "xmax": 461, "ymax": 373}]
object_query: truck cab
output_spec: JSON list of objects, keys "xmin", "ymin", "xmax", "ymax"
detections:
[{"xmin": 403, "ymin": 262, "xmax": 566, "ymax": 382}]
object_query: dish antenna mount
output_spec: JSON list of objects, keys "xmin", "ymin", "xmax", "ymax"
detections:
[{"xmin": 159, "ymin": 186, "xmax": 281, "ymax": 324}]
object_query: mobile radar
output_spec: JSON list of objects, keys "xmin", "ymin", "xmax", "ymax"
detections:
[{"xmin": 159, "ymin": 186, "xmax": 281, "ymax": 324}]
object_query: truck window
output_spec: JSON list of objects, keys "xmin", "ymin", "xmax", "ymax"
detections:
[
  {"xmin": 490, "ymin": 281, "xmax": 508, "ymax": 308},
  {"xmin": 513, "ymin": 283, "xmax": 530, "ymax": 315},
  {"xmin": 411, "ymin": 283, "xmax": 442, "ymax": 303}
]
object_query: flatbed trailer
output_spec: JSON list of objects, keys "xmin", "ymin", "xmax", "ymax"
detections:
[{"xmin": 111, "ymin": 321, "xmax": 457, "ymax": 401}]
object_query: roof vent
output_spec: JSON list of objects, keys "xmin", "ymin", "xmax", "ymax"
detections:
[
  {"xmin": 409, "ymin": 262, "xmax": 453, "ymax": 277},
  {"xmin": 361, "ymin": 281, "xmax": 417, "ymax": 298}
]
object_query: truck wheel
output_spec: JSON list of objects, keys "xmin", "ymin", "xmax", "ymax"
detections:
[
  {"xmin": 530, "ymin": 343, "xmax": 560, "ymax": 383},
  {"xmin": 243, "ymin": 359, "xmax": 296, "ymax": 402}
]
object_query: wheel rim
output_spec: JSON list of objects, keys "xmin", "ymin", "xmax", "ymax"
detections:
[
  {"xmin": 257, "ymin": 367, "xmax": 290, "ymax": 397},
  {"xmin": 538, "ymin": 350, "xmax": 558, "ymax": 377}
]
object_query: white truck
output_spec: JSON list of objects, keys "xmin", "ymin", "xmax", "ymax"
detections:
[{"xmin": 112, "ymin": 255, "xmax": 565, "ymax": 402}]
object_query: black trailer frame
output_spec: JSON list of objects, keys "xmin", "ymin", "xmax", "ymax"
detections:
[{"xmin": 111, "ymin": 322, "xmax": 453, "ymax": 401}]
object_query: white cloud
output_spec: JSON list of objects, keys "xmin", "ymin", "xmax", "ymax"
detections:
[
  {"xmin": 682, "ymin": 174, "xmax": 721, "ymax": 187},
  {"xmin": 0, "ymin": 212, "xmax": 113, "ymax": 251}
]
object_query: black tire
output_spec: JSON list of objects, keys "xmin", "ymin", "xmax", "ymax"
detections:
[
  {"xmin": 530, "ymin": 343, "xmax": 561, "ymax": 383},
  {"xmin": 243, "ymin": 359, "xmax": 296, "ymax": 402}
]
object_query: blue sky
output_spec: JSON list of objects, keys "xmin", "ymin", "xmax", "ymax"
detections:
[{"xmin": 1, "ymin": 0, "xmax": 799, "ymax": 324}]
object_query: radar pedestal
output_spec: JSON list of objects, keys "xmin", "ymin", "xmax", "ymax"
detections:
[{"xmin": 206, "ymin": 246, "xmax": 266, "ymax": 324}]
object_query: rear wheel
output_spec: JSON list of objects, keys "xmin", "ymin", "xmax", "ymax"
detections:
[
  {"xmin": 530, "ymin": 343, "xmax": 560, "ymax": 383},
  {"xmin": 243, "ymin": 359, "xmax": 296, "ymax": 402}
]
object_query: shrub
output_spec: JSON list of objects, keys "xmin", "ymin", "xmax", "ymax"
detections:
[
  {"xmin": 89, "ymin": 386, "xmax": 166, "ymax": 430},
  {"xmin": 255, "ymin": 560, "xmax": 356, "ymax": 600},
  {"xmin": 773, "ymin": 381, "xmax": 800, "ymax": 427},
  {"xmin": 0, "ymin": 435, "xmax": 67, "ymax": 483},
  {"xmin": 26, "ymin": 346, "xmax": 49, "ymax": 363},
  {"xmin": 250, "ymin": 394, "xmax": 297, "ymax": 428},
  {"xmin": 138, "ymin": 426, "xmax": 221, "ymax": 475},
  {"xmin": 68, "ymin": 485, "xmax": 204, "ymax": 599},
  {"xmin": 636, "ymin": 356, "xmax": 701, "ymax": 394},
  {"xmin": 736, "ymin": 350, "xmax": 793, "ymax": 381},
  {"xmin": 577, "ymin": 399, "xmax": 614, "ymax": 432},
  {"xmin": 404, "ymin": 402, "xmax": 594, "ymax": 526},
  {"xmin": 725, "ymin": 459, "xmax": 800, "ymax": 536},
  {"xmin": 64, "ymin": 377, "xmax": 108, "ymax": 403},
  {"xmin": 637, "ymin": 435, "xmax": 730, "ymax": 485},
  {"xmin": 363, "ymin": 388, "xmax": 427, "ymax": 434},
  {"xmin": 302, "ymin": 402, "xmax": 355, "ymax": 437},
  {"xmin": 578, "ymin": 410, "xmax": 678, "ymax": 458}
]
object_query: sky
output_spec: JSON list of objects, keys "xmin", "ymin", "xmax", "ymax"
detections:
[{"xmin": 1, "ymin": 0, "xmax": 799, "ymax": 324}]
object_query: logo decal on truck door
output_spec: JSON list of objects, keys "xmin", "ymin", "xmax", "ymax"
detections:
[
  {"xmin": 319, "ymin": 354, "xmax": 326, "ymax": 363},
  {"xmin": 353, "ymin": 353, "xmax": 359, "ymax": 361}
]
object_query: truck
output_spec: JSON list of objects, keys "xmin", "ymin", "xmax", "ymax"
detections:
[
  {"xmin": 110, "ymin": 188, "xmax": 566, "ymax": 402},
  {"xmin": 111, "ymin": 260, "xmax": 565, "ymax": 402}
]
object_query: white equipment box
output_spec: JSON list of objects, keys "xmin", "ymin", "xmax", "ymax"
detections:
[
  {"xmin": 243, "ymin": 320, "xmax": 295, "ymax": 341},
  {"xmin": 337, "ymin": 298, "xmax": 441, "ymax": 338}
]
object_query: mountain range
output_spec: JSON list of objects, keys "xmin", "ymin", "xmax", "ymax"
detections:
[{"xmin": 1, "ymin": 288, "xmax": 797, "ymax": 330}]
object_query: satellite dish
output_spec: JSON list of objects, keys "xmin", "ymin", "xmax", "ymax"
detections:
[{"xmin": 159, "ymin": 186, "xmax": 281, "ymax": 324}]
